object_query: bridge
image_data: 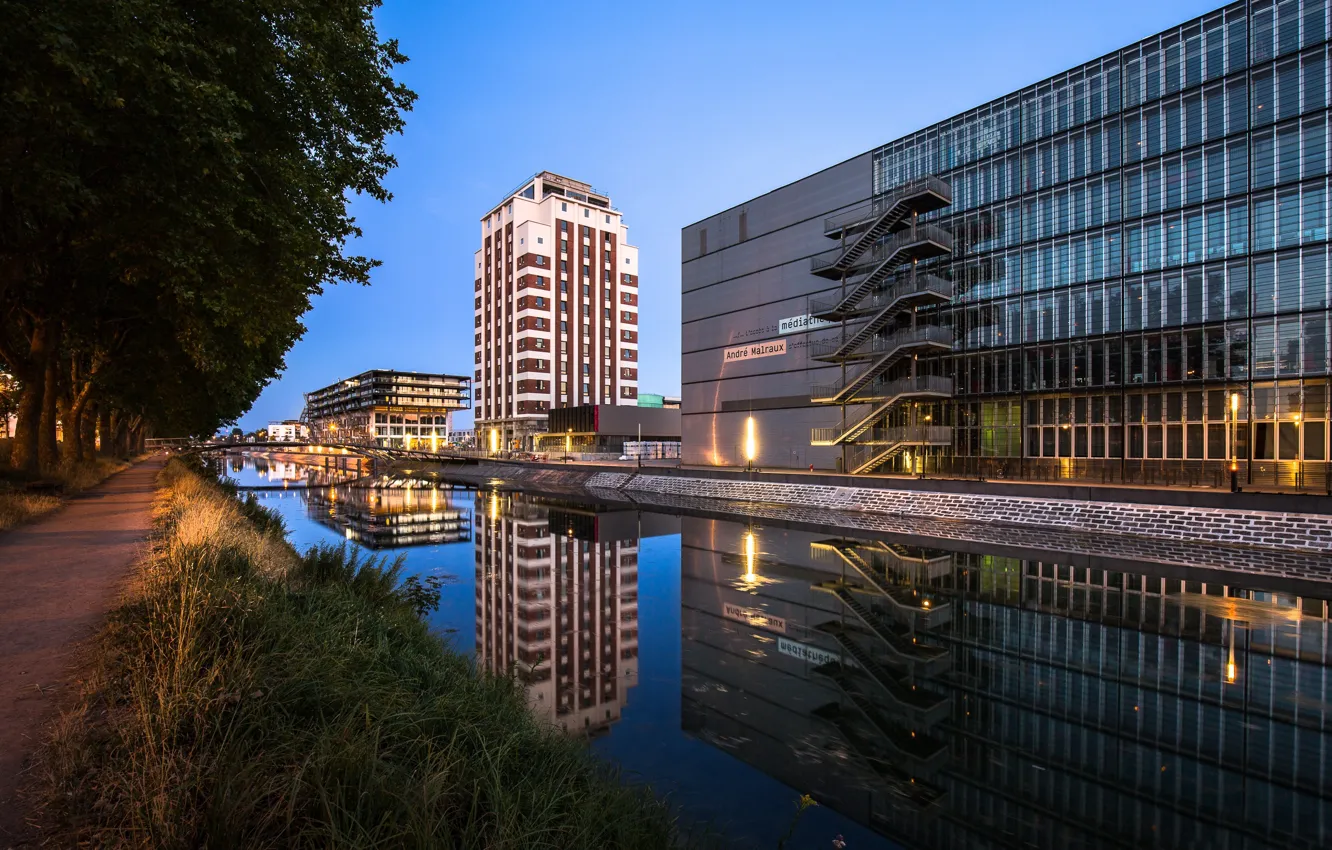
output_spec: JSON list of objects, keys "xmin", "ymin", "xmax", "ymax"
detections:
[{"xmin": 145, "ymin": 438, "xmax": 492, "ymax": 465}]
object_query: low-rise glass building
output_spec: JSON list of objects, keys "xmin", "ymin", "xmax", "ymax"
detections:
[
  {"xmin": 683, "ymin": 0, "xmax": 1332, "ymax": 490},
  {"xmin": 301, "ymin": 369, "xmax": 470, "ymax": 448}
]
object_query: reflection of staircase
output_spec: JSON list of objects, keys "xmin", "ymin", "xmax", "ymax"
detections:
[
  {"xmin": 814, "ymin": 623, "xmax": 951, "ymax": 727},
  {"xmin": 811, "ymin": 702, "xmax": 947, "ymax": 811},
  {"xmin": 812, "ymin": 582, "xmax": 950, "ymax": 676},
  {"xmin": 812, "ymin": 541, "xmax": 952, "ymax": 629},
  {"xmin": 813, "ymin": 662, "xmax": 948, "ymax": 774}
]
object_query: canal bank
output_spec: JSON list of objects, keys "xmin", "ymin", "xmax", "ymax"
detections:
[{"xmin": 399, "ymin": 459, "xmax": 1332, "ymax": 586}]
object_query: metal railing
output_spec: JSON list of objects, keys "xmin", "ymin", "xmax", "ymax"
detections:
[
  {"xmin": 855, "ymin": 425, "xmax": 953, "ymax": 446},
  {"xmin": 810, "ymin": 272, "xmax": 952, "ymax": 320},
  {"xmin": 823, "ymin": 176, "xmax": 953, "ymax": 236},
  {"xmin": 809, "ymin": 322, "xmax": 953, "ymax": 361},
  {"xmin": 811, "ymin": 373, "xmax": 954, "ymax": 410},
  {"xmin": 810, "ymin": 221, "xmax": 955, "ymax": 278}
]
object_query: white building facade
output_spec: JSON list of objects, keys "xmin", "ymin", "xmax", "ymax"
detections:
[
  {"xmin": 474, "ymin": 172, "xmax": 640, "ymax": 451},
  {"xmin": 267, "ymin": 420, "xmax": 308, "ymax": 442}
]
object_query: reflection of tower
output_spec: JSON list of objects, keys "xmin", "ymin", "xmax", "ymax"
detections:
[{"xmin": 475, "ymin": 493, "xmax": 639, "ymax": 735}]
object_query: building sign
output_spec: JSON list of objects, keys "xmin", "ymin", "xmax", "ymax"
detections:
[
  {"xmin": 777, "ymin": 637, "xmax": 854, "ymax": 668},
  {"xmin": 723, "ymin": 339, "xmax": 787, "ymax": 363},
  {"xmin": 723, "ymin": 602, "xmax": 787, "ymax": 633},
  {"xmin": 779, "ymin": 313, "xmax": 835, "ymax": 335}
]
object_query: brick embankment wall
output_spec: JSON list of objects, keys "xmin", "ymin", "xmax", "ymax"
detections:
[{"xmin": 423, "ymin": 462, "xmax": 1332, "ymax": 561}]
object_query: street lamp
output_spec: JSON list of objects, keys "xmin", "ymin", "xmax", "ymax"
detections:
[
  {"xmin": 489, "ymin": 427, "xmax": 499, "ymax": 456},
  {"xmin": 565, "ymin": 427, "xmax": 572, "ymax": 463}
]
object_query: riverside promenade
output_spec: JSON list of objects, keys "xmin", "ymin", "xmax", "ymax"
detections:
[{"xmin": 0, "ymin": 457, "xmax": 165, "ymax": 844}]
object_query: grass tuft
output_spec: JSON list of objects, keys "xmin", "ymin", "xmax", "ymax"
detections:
[
  {"xmin": 0, "ymin": 449, "xmax": 131, "ymax": 532},
  {"xmin": 34, "ymin": 456, "xmax": 685, "ymax": 848}
]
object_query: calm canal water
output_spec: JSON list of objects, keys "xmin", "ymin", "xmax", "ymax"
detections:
[{"xmin": 218, "ymin": 453, "xmax": 1332, "ymax": 850}]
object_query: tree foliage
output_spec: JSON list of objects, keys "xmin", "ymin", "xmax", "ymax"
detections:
[{"xmin": 0, "ymin": 0, "xmax": 415, "ymax": 471}]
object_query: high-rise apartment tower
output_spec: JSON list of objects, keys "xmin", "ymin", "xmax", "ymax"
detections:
[{"xmin": 474, "ymin": 172, "xmax": 640, "ymax": 451}]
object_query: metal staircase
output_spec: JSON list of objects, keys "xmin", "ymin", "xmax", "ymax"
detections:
[
  {"xmin": 807, "ymin": 174, "xmax": 954, "ymax": 475},
  {"xmin": 817, "ymin": 175, "xmax": 952, "ymax": 273},
  {"xmin": 845, "ymin": 428, "xmax": 953, "ymax": 474},
  {"xmin": 811, "ymin": 376, "xmax": 952, "ymax": 446},
  {"xmin": 809, "ymin": 326, "xmax": 951, "ymax": 405},
  {"xmin": 810, "ymin": 273, "xmax": 952, "ymax": 353}
]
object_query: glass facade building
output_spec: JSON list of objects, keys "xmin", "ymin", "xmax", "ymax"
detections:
[{"xmin": 864, "ymin": 0, "xmax": 1332, "ymax": 486}]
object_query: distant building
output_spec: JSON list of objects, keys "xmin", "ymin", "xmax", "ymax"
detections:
[
  {"xmin": 267, "ymin": 420, "xmax": 308, "ymax": 442},
  {"xmin": 539, "ymin": 403, "xmax": 681, "ymax": 456},
  {"xmin": 302, "ymin": 369, "xmax": 470, "ymax": 448},
  {"xmin": 474, "ymin": 171, "xmax": 641, "ymax": 452}
]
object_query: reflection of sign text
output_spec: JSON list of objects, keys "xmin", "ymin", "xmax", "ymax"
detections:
[
  {"xmin": 779, "ymin": 314, "xmax": 835, "ymax": 335},
  {"xmin": 723, "ymin": 339, "xmax": 786, "ymax": 363},
  {"xmin": 724, "ymin": 602, "xmax": 787, "ymax": 633},
  {"xmin": 777, "ymin": 637, "xmax": 853, "ymax": 668}
]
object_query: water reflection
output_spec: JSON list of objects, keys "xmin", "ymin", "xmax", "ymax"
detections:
[
  {"xmin": 683, "ymin": 519, "xmax": 1332, "ymax": 849},
  {"xmin": 474, "ymin": 493, "xmax": 678, "ymax": 736},
  {"xmin": 218, "ymin": 453, "xmax": 1332, "ymax": 848},
  {"xmin": 306, "ymin": 482, "xmax": 471, "ymax": 548}
]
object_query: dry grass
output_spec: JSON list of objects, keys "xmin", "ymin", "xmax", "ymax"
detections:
[
  {"xmin": 33, "ymin": 457, "xmax": 687, "ymax": 849},
  {"xmin": 0, "ymin": 454, "xmax": 131, "ymax": 532}
]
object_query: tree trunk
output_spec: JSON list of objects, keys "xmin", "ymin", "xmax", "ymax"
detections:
[
  {"xmin": 98, "ymin": 406, "xmax": 112, "ymax": 456},
  {"xmin": 7, "ymin": 320, "xmax": 56, "ymax": 474},
  {"xmin": 37, "ymin": 346, "xmax": 61, "ymax": 473},
  {"xmin": 63, "ymin": 397, "xmax": 86, "ymax": 464},
  {"xmin": 80, "ymin": 401, "xmax": 98, "ymax": 462}
]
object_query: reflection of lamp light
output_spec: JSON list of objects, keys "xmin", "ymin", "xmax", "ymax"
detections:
[
  {"xmin": 744, "ymin": 530, "xmax": 757, "ymax": 583},
  {"xmin": 489, "ymin": 490, "xmax": 499, "ymax": 521},
  {"xmin": 1225, "ymin": 622, "xmax": 1239, "ymax": 683},
  {"xmin": 923, "ymin": 599, "xmax": 931, "ymax": 609}
]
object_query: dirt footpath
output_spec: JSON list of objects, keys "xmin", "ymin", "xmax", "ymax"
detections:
[{"xmin": 0, "ymin": 457, "xmax": 165, "ymax": 844}]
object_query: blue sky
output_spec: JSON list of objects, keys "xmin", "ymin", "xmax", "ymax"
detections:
[{"xmin": 238, "ymin": 0, "xmax": 1222, "ymax": 431}]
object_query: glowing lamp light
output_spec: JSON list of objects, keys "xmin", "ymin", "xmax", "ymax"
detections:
[
  {"xmin": 1225, "ymin": 661, "xmax": 1237, "ymax": 683},
  {"xmin": 744, "ymin": 416, "xmax": 757, "ymax": 464},
  {"xmin": 1230, "ymin": 392, "xmax": 1240, "ymax": 414},
  {"xmin": 489, "ymin": 428, "xmax": 499, "ymax": 454}
]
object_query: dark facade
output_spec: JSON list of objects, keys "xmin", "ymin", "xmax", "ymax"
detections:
[
  {"xmin": 541, "ymin": 403, "xmax": 682, "ymax": 452},
  {"xmin": 684, "ymin": 0, "xmax": 1332, "ymax": 489}
]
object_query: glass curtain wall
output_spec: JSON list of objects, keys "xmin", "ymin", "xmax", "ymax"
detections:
[{"xmin": 875, "ymin": 0, "xmax": 1332, "ymax": 488}]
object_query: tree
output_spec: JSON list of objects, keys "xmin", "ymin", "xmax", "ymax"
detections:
[{"xmin": 0, "ymin": 0, "xmax": 415, "ymax": 471}]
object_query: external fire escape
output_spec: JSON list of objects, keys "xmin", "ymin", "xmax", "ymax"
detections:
[{"xmin": 808, "ymin": 175, "xmax": 954, "ymax": 475}]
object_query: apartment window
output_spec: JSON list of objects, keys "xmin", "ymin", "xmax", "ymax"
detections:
[
  {"xmin": 506, "ymin": 202, "xmax": 513, "ymax": 214},
  {"xmin": 605, "ymin": 214, "xmax": 611, "ymax": 223},
  {"xmin": 583, "ymin": 209, "xmax": 589, "ymax": 218},
  {"xmin": 537, "ymin": 237, "xmax": 543, "ymax": 244},
  {"xmin": 560, "ymin": 221, "xmax": 568, "ymax": 232},
  {"xmin": 561, "ymin": 202, "xmax": 567, "ymax": 212}
]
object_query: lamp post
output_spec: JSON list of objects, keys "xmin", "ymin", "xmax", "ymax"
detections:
[
  {"xmin": 489, "ymin": 427, "xmax": 499, "ymax": 457},
  {"xmin": 565, "ymin": 427, "xmax": 572, "ymax": 463}
]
